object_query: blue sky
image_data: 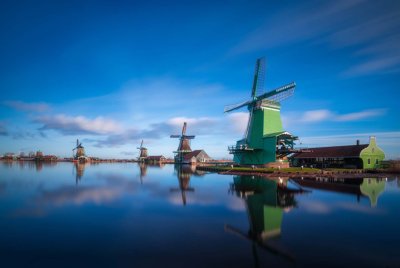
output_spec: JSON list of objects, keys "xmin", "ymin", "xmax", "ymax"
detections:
[{"xmin": 0, "ymin": 0, "xmax": 399, "ymax": 159}]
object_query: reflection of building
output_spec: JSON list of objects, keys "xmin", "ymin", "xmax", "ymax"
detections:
[
  {"xmin": 230, "ymin": 176, "xmax": 296, "ymax": 240},
  {"xmin": 226, "ymin": 176, "xmax": 299, "ymax": 263},
  {"xmin": 137, "ymin": 162, "xmax": 165, "ymax": 184},
  {"xmin": 170, "ymin": 165, "xmax": 205, "ymax": 205},
  {"xmin": 145, "ymin": 155, "xmax": 166, "ymax": 164},
  {"xmin": 74, "ymin": 162, "xmax": 86, "ymax": 185},
  {"xmin": 360, "ymin": 178, "xmax": 385, "ymax": 207},
  {"xmin": 139, "ymin": 162, "xmax": 147, "ymax": 184},
  {"xmin": 35, "ymin": 161, "xmax": 43, "ymax": 172},
  {"xmin": 292, "ymin": 177, "xmax": 386, "ymax": 207},
  {"xmin": 291, "ymin": 137, "xmax": 385, "ymax": 169}
]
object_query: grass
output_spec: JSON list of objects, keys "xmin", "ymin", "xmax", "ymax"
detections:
[{"xmin": 200, "ymin": 166, "xmax": 321, "ymax": 173}]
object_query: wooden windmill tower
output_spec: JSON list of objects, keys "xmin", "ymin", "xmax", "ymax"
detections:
[
  {"xmin": 170, "ymin": 122, "xmax": 195, "ymax": 163},
  {"xmin": 72, "ymin": 139, "xmax": 86, "ymax": 160},
  {"xmin": 225, "ymin": 57, "xmax": 298, "ymax": 166},
  {"xmin": 137, "ymin": 140, "xmax": 148, "ymax": 162}
]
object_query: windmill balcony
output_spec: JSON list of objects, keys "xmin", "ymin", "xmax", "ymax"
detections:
[{"xmin": 228, "ymin": 144, "xmax": 257, "ymax": 154}]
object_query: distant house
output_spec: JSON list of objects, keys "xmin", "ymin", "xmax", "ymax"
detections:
[
  {"xmin": 182, "ymin": 150, "xmax": 212, "ymax": 164},
  {"xmin": 291, "ymin": 137, "xmax": 385, "ymax": 169},
  {"xmin": 146, "ymin": 155, "xmax": 166, "ymax": 163},
  {"xmin": 42, "ymin": 155, "xmax": 58, "ymax": 161}
]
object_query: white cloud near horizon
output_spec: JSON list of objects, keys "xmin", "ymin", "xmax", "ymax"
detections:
[{"xmin": 90, "ymin": 114, "xmax": 242, "ymax": 148}]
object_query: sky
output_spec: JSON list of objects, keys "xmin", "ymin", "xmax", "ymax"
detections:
[{"xmin": 0, "ymin": 0, "xmax": 399, "ymax": 159}]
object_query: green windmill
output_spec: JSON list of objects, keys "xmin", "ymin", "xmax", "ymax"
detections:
[{"xmin": 225, "ymin": 58, "xmax": 298, "ymax": 166}]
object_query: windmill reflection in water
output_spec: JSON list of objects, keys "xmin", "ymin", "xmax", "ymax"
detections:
[
  {"xmin": 170, "ymin": 164, "xmax": 206, "ymax": 205},
  {"xmin": 226, "ymin": 176, "xmax": 307, "ymax": 265}
]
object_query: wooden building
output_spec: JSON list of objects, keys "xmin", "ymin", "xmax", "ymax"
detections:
[
  {"xmin": 145, "ymin": 155, "xmax": 166, "ymax": 164},
  {"xmin": 291, "ymin": 137, "xmax": 385, "ymax": 169},
  {"xmin": 182, "ymin": 150, "xmax": 212, "ymax": 164}
]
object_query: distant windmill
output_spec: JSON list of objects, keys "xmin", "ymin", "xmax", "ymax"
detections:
[
  {"xmin": 224, "ymin": 57, "xmax": 298, "ymax": 165},
  {"xmin": 72, "ymin": 139, "xmax": 85, "ymax": 159},
  {"xmin": 170, "ymin": 122, "xmax": 195, "ymax": 163},
  {"xmin": 137, "ymin": 140, "xmax": 148, "ymax": 162}
]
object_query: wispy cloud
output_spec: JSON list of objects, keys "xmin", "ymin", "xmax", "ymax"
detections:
[
  {"xmin": 3, "ymin": 100, "xmax": 50, "ymax": 112},
  {"xmin": 91, "ymin": 116, "xmax": 221, "ymax": 148},
  {"xmin": 12, "ymin": 131, "xmax": 37, "ymax": 140},
  {"xmin": 301, "ymin": 110, "xmax": 333, "ymax": 123},
  {"xmin": 335, "ymin": 109, "xmax": 386, "ymax": 121},
  {"xmin": 296, "ymin": 108, "xmax": 386, "ymax": 123},
  {"xmin": 35, "ymin": 114, "xmax": 123, "ymax": 135},
  {"xmin": 227, "ymin": 112, "xmax": 248, "ymax": 134},
  {"xmin": 230, "ymin": 0, "xmax": 400, "ymax": 75},
  {"xmin": 230, "ymin": 0, "xmax": 364, "ymax": 55}
]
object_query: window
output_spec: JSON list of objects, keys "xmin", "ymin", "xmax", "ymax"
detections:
[
  {"xmin": 375, "ymin": 159, "xmax": 378, "ymax": 164},
  {"xmin": 368, "ymin": 158, "xmax": 371, "ymax": 164}
]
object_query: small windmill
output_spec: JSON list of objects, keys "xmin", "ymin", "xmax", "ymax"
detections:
[
  {"xmin": 72, "ymin": 139, "xmax": 85, "ymax": 159},
  {"xmin": 137, "ymin": 140, "xmax": 148, "ymax": 162},
  {"xmin": 224, "ymin": 57, "xmax": 298, "ymax": 165},
  {"xmin": 170, "ymin": 122, "xmax": 195, "ymax": 163}
]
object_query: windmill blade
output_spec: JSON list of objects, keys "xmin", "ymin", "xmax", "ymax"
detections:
[
  {"xmin": 224, "ymin": 224, "xmax": 295, "ymax": 262},
  {"xmin": 256, "ymin": 82, "xmax": 296, "ymax": 101},
  {"xmin": 267, "ymin": 87, "xmax": 295, "ymax": 103},
  {"xmin": 170, "ymin": 135, "xmax": 181, "ymax": 138},
  {"xmin": 251, "ymin": 57, "xmax": 266, "ymax": 98},
  {"xmin": 183, "ymin": 135, "xmax": 195, "ymax": 139},
  {"xmin": 140, "ymin": 139, "xmax": 143, "ymax": 148},
  {"xmin": 224, "ymin": 99, "xmax": 252, "ymax": 113}
]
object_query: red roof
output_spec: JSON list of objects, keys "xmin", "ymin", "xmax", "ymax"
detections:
[
  {"xmin": 146, "ymin": 155, "xmax": 165, "ymax": 161},
  {"xmin": 293, "ymin": 144, "xmax": 368, "ymax": 158},
  {"xmin": 183, "ymin": 150, "xmax": 211, "ymax": 161}
]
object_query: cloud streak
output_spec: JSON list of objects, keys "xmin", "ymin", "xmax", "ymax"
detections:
[
  {"xmin": 35, "ymin": 114, "xmax": 123, "ymax": 135},
  {"xmin": 3, "ymin": 100, "xmax": 50, "ymax": 112},
  {"xmin": 297, "ymin": 108, "xmax": 386, "ymax": 123},
  {"xmin": 230, "ymin": 0, "xmax": 400, "ymax": 75},
  {"xmin": 91, "ymin": 116, "xmax": 222, "ymax": 148}
]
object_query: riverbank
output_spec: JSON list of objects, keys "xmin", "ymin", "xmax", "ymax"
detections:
[{"xmin": 196, "ymin": 165, "xmax": 398, "ymax": 179}]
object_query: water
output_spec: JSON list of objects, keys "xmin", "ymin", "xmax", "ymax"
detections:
[{"xmin": 0, "ymin": 161, "xmax": 399, "ymax": 267}]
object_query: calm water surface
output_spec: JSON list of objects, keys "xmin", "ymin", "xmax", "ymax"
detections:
[{"xmin": 0, "ymin": 161, "xmax": 399, "ymax": 267}]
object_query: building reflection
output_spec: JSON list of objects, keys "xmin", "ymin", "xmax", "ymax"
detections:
[
  {"xmin": 291, "ymin": 177, "xmax": 386, "ymax": 207},
  {"xmin": 137, "ymin": 162, "xmax": 165, "ymax": 184},
  {"xmin": 139, "ymin": 162, "xmax": 147, "ymax": 184},
  {"xmin": 170, "ymin": 164, "xmax": 205, "ymax": 206},
  {"xmin": 226, "ymin": 176, "xmax": 303, "ymax": 265},
  {"xmin": 360, "ymin": 178, "xmax": 385, "ymax": 207},
  {"xmin": 74, "ymin": 162, "xmax": 86, "ymax": 185}
]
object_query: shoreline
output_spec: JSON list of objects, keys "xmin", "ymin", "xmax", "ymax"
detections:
[{"xmin": 196, "ymin": 165, "xmax": 399, "ymax": 179}]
